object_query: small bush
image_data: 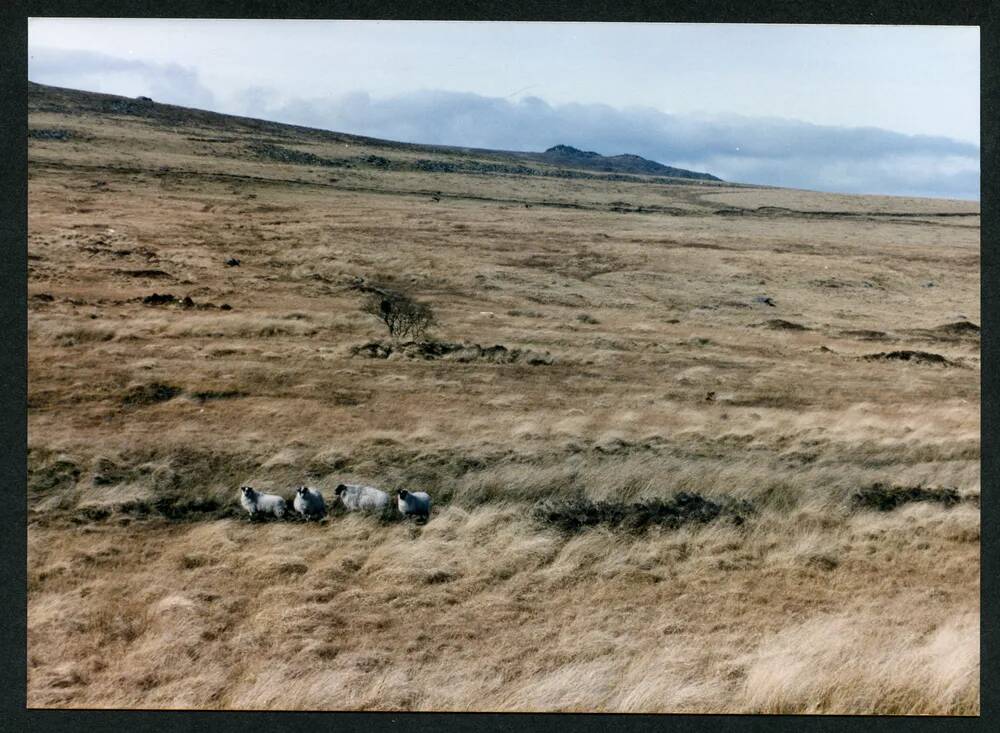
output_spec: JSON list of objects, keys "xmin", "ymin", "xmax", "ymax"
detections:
[{"xmin": 361, "ymin": 288, "xmax": 435, "ymax": 341}]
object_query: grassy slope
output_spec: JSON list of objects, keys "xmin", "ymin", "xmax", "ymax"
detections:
[{"xmin": 27, "ymin": 83, "xmax": 980, "ymax": 712}]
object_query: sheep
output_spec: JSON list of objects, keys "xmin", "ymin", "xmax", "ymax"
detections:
[
  {"xmin": 333, "ymin": 483, "xmax": 390, "ymax": 512},
  {"xmin": 396, "ymin": 489, "xmax": 432, "ymax": 520},
  {"xmin": 239, "ymin": 485, "xmax": 287, "ymax": 519},
  {"xmin": 293, "ymin": 485, "xmax": 326, "ymax": 519}
]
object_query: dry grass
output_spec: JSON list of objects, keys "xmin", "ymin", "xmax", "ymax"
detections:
[
  {"xmin": 27, "ymin": 83, "xmax": 980, "ymax": 713},
  {"xmin": 27, "ymin": 503, "xmax": 979, "ymax": 712}
]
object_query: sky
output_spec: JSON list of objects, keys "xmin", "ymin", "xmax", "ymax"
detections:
[{"xmin": 28, "ymin": 19, "xmax": 980, "ymax": 200}]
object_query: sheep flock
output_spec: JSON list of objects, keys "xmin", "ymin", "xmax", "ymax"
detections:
[{"xmin": 239, "ymin": 483, "xmax": 432, "ymax": 522}]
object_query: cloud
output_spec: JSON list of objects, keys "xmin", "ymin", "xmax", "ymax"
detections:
[
  {"xmin": 27, "ymin": 50, "xmax": 978, "ymax": 200},
  {"xmin": 233, "ymin": 89, "xmax": 979, "ymax": 200},
  {"xmin": 29, "ymin": 47, "xmax": 215, "ymax": 110}
]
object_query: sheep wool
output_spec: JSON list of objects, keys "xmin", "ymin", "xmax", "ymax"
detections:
[
  {"xmin": 334, "ymin": 484, "xmax": 391, "ymax": 512},
  {"xmin": 293, "ymin": 486, "xmax": 327, "ymax": 518},
  {"xmin": 396, "ymin": 489, "xmax": 432, "ymax": 520},
  {"xmin": 239, "ymin": 486, "xmax": 287, "ymax": 519}
]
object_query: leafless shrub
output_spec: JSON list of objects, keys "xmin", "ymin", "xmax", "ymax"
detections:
[{"xmin": 361, "ymin": 289, "xmax": 436, "ymax": 341}]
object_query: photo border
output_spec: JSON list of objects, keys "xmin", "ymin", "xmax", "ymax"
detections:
[{"xmin": 4, "ymin": 0, "xmax": 993, "ymax": 730}]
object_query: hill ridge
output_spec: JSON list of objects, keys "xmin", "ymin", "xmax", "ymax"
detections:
[
  {"xmin": 541, "ymin": 144, "xmax": 718, "ymax": 180},
  {"xmin": 27, "ymin": 81, "xmax": 722, "ymax": 183}
]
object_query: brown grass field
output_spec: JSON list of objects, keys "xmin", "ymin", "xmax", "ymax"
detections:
[{"xmin": 27, "ymin": 83, "xmax": 980, "ymax": 713}]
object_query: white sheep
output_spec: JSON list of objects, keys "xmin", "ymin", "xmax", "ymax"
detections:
[
  {"xmin": 396, "ymin": 489, "xmax": 432, "ymax": 520},
  {"xmin": 293, "ymin": 485, "xmax": 326, "ymax": 519},
  {"xmin": 334, "ymin": 483, "xmax": 390, "ymax": 512},
  {"xmin": 239, "ymin": 485, "xmax": 287, "ymax": 519}
]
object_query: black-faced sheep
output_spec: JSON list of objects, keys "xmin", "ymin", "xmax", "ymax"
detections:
[
  {"xmin": 293, "ymin": 485, "xmax": 327, "ymax": 519},
  {"xmin": 333, "ymin": 483, "xmax": 390, "ymax": 512},
  {"xmin": 396, "ymin": 489, "xmax": 432, "ymax": 520},
  {"xmin": 239, "ymin": 486, "xmax": 287, "ymax": 519}
]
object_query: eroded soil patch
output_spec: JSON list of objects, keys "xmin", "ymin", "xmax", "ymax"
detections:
[
  {"xmin": 351, "ymin": 340, "xmax": 554, "ymax": 365},
  {"xmin": 851, "ymin": 483, "xmax": 962, "ymax": 511},
  {"xmin": 534, "ymin": 493, "xmax": 754, "ymax": 534},
  {"xmin": 862, "ymin": 350, "xmax": 958, "ymax": 367}
]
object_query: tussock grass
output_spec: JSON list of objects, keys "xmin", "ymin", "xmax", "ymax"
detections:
[
  {"xmin": 26, "ymin": 435, "xmax": 980, "ymax": 526},
  {"xmin": 165, "ymin": 315, "xmax": 320, "ymax": 339},
  {"xmin": 740, "ymin": 612, "xmax": 979, "ymax": 714},
  {"xmin": 26, "ymin": 502, "xmax": 979, "ymax": 712},
  {"xmin": 42, "ymin": 323, "xmax": 118, "ymax": 346}
]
